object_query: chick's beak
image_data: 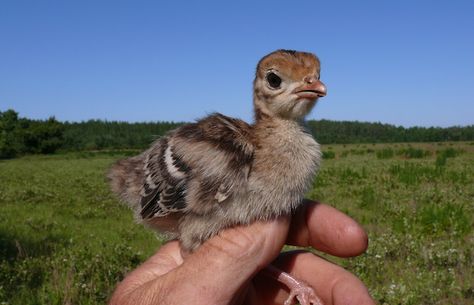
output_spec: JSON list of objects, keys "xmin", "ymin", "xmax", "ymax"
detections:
[{"xmin": 293, "ymin": 80, "xmax": 327, "ymax": 99}]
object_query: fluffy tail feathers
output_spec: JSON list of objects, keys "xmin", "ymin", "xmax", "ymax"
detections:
[{"xmin": 107, "ymin": 154, "xmax": 146, "ymax": 210}]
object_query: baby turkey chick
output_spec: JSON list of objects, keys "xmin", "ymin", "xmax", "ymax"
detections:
[{"xmin": 109, "ymin": 49, "xmax": 327, "ymax": 305}]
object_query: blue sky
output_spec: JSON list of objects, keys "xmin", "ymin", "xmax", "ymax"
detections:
[{"xmin": 1, "ymin": 0, "xmax": 473, "ymax": 127}]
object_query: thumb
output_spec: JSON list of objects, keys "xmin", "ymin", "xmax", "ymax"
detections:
[{"xmin": 172, "ymin": 216, "xmax": 291, "ymax": 305}]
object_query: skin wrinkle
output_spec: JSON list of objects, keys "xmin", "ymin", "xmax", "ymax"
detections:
[
  {"xmin": 186, "ymin": 242, "xmax": 257, "ymax": 305},
  {"xmin": 257, "ymin": 217, "xmax": 290, "ymax": 269},
  {"xmin": 214, "ymin": 233, "xmax": 252, "ymax": 261},
  {"xmin": 113, "ymin": 249, "xmax": 179, "ymax": 305},
  {"xmin": 220, "ymin": 222, "xmax": 275, "ymax": 265},
  {"xmin": 118, "ymin": 272, "xmax": 166, "ymax": 305},
  {"xmin": 176, "ymin": 251, "xmax": 231, "ymax": 304},
  {"xmin": 332, "ymin": 275, "xmax": 373, "ymax": 305}
]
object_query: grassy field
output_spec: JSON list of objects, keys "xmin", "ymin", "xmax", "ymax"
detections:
[{"xmin": 0, "ymin": 143, "xmax": 473, "ymax": 305}]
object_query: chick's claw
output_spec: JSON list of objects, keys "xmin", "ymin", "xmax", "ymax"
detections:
[
  {"xmin": 264, "ymin": 265, "xmax": 324, "ymax": 305},
  {"xmin": 284, "ymin": 284, "xmax": 324, "ymax": 305}
]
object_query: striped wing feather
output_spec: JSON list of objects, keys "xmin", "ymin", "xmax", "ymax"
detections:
[{"xmin": 139, "ymin": 113, "xmax": 254, "ymax": 219}]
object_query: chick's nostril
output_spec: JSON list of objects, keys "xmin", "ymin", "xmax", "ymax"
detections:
[{"xmin": 304, "ymin": 76, "xmax": 314, "ymax": 84}]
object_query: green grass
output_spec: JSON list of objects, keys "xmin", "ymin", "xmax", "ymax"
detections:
[
  {"xmin": 1, "ymin": 142, "xmax": 473, "ymax": 304},
  {"xmin": 0, "ymin": 155, "xmax": 158, "ymax": 304},
  {"xmin": 309, "ymin": 142, "xmax": 474, "ymax": 305}
]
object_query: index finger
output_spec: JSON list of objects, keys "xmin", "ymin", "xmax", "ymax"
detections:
[{"xmin": 287, "ymin": 200, "xmax": 368, "ymax": 257}]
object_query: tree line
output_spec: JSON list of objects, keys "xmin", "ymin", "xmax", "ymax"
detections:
[
  {"xmin": 306, "ymin": 120, "xmax": 474, "ymax": 144},
  {"xmin": 1, "ymin": 109, "xmax": 473, "ymax": 158},
  {"xmin": 0, "ymin": 110, "xmax": 64, "ymax": 158}
]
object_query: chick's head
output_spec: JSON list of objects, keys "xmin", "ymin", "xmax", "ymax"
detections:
[{"xmin": 253, "ymin": 49, "xmax": 326, "ymax": 120}]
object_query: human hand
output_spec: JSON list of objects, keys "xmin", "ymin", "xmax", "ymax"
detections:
[{"xmin": 109, "ymin": 200, "xmax": 375, "ymax": 305}]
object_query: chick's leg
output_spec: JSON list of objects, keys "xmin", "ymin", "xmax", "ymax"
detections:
[{"xmin": 264, "ymin": 264, "xmax": 324, "ymax": 305}]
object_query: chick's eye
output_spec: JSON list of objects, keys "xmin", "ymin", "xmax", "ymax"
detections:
[{"xmin": 266, "ymin": 72, "xmax": 282, "ymax": 88}]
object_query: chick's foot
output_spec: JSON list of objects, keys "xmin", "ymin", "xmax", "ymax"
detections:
[{"xmin": 264, "ymin": 264, "xmax": 324, "ymax": 305}]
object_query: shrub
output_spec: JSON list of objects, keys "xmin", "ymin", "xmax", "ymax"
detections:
[
  {"xmin": 376, "ymin": 148, "xmax": 394, "ymax": 159},
  {"xmin": 418, "ymin": 203, "xmax": 472, "ymax": 236},
  {"xmin": 322, "ymin": 151, "xmax": 336, "ymax": 159},
  {"xmin": 398, "ymin": 147, "xmax": 430, "ymax": 159},
  {"xmin": 435, "ymin": 148, "xmax": 463, "ymax": 167}
]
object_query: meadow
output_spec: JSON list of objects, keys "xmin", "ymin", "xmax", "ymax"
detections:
[{"xmin": 0, "ymin": 142, "xmax": 473, "ymax": 305}]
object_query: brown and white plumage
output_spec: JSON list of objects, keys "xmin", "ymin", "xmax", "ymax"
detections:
[{"xmin": 109, "ymin": 49, "xmax": 327, "ymax": 305}]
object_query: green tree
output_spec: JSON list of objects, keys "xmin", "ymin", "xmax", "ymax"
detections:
[
  {"xmin": 0, "ymin": 110, "xmax": 65, "ymax": 158},
  {"xmin": 23, "ymin": 117, "xmax": 65, "ymax": 154},
  {"xmin": 0, "ymin": 109, "xmax": 23, "ymax": 158}
]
